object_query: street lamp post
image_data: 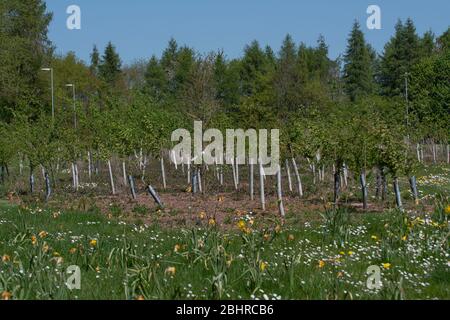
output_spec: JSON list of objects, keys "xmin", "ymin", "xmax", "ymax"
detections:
[
  {"xmin": 41, "ymin": 68, "xmax": 54, "ymax": 121},
  {"xmin": 66, "ymin": 84, "xmax": 77, "ymax": 129},
  {"xmin": 404, "ymin": 72, "xmax": 410, "ymax": 129}
]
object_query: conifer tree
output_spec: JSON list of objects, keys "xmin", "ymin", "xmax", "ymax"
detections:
[
  {"xmin": 99, "ymin": 41, "xmax": 122, "ymax": 86},
  {"xmin": 343, "ymin": 21, "xmax": 375, "ymax": 101}
]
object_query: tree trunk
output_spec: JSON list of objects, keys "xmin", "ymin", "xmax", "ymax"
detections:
[
  {"xmin": 88, "ymin": 151, "xmax": 92, "ymax": 180},
  {"xmin": 381, "ymin": 168, "xmax": 388, "ymax": 202},
  {"xmin": 334, "ymin": 163, "xmax": 341, "ymax": 206},
  {"xmin": 45, "ymin": 172, "xmax": 51, "ymax": 201},
  {"xmin": 375, "ymin": 167, "xmax": 382, "ymax": 200},
  {"xmin": 29, "ymin": 164, "xmax": 34, "ymax": 194}
]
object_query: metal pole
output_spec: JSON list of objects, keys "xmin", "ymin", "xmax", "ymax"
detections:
[
  {"xmin": 72, "ymin": 85, "xmax": 77, "ymax": 129},
  {"xmin": 51, "ymin": 68, "xmax": 54, "ymax": 121}
]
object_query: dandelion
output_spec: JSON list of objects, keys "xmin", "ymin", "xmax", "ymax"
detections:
[
  {"xmin": 318, "ymin": 260, "xmax": 326, "ymax": 268},
  {"xmin": 402, "ymin": 235, "xmax": 408, "ymax": 241},
  {"xmin": 339, "ymin": 251, "xmax": 346, "ymax": 256},
  {"xmin": 371, "ymin": 235, "xmax": 378, "ymax": 241},
  {"xmin": 69, "ymin": 248, "xmax": 77, "ymax": 254},
  {"xmin": 38, "ymin": 231, "xmax": 48, "ymax": 239},
  {"xmin": 199, "ymin": 212, "xmax": 206, "ymax": 220},
  {"xmin": 1, "ymin": 291, "xmax": 12, "ymax": 300},
  {"xmin": 382, "ymin": 263, "xmax": 392, "ymax": 270},
  {"xmin": 237, "ymin": 220, "xmax": 246, "ymax": 231},
  {"xmin": 260, "ymin": 261, "xmax": 268, "ymax": 272},
  {"xmin": 348, "ymin": 251, "xmax": 354, "ymax": 256},
  {"xmin": 53, "ymin": 252, "xmax": 60, "ymax": 257},
  {"xmin": 31, "ymin": 235, "xmax": 37, "ymax": 246},
  {"xmin": 445, "ymin": 205, "xmax": 450, "ymax": 215},
  {"xmin": 174, "ymin": 244, "xmax": 181, "ymax": 253},
  {"xmin": 90, "ymin": 239, "xmax": 98, "ymax": 247},
  {"xmin": 208, "ymin": 218, "xmax": 216, "ymax": 226},
  {"xmin": 165, "ymin": 266, "xmax": 176, "ymax": 276},
  {"xmin": 2, "ymin": 254, "xmax": 10, "ymax": 262}
]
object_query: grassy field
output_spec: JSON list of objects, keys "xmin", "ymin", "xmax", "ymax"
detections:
[{"xmin": 0, "ymin": 165, "xmax": 449, "ymax": 300}]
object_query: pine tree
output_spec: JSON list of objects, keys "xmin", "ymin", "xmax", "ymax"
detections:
[
  {"xmin": 437, "ymin": 27, "xmax": 450, "ymax": 53},
  {"xmin": 420, "ymin": 31, "xmax": 435, "ymax": 56},
  {"xmin": 274, "ymin": 34, "xmax": 299, "ymax": 113},
  {"xmin": 99, "ymin": 41, "xmax": 122, "ymax": 85},
  {"xmin": 380, "ymin": 18, "xmax": 421, "ymax": 96},
  {"xmin": 144, "ymin": 55, "xmax": 167, "ymax": 99},
  {"xmin": 343, "ymin": 21, "xmax": 375, "ymax": 101},
  {"xmin": 90, "ymin": 45, "xmax": 100, "ymax": 76},
  {"xmin": 240, "ymin": 40, "xmax": 271, "ymax": 97},
  {"xmin": 0, "ymin": 0, "xmax": 53, "ymax": 120}
]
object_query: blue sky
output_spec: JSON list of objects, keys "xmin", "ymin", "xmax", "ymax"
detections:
[{"xmin": 45, "ymin": 0, "xmax": 450, "ymax": 65}]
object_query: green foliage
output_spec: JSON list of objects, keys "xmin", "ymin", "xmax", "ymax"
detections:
[{"xmin": 343, "ymin": 21, "xmax": 375, "ymax": 101}]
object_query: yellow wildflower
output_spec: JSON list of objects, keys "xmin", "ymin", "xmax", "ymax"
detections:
[
  {"xmin": 2, "ymin": 255, "xmax": 10, "ymax": 262},
  {"xmin": 237, "ymin": 220, "xmax": 246, "ymax": 231},
  {"xmin": 165, "ymin": 266, "xmax": 176, "ymax": 276},
  {"xmin": 382, "ymin": 263, "xmax": 392, "ymax": 270},
  {"xmin": 136, "ymin": 295, "xmax": 145, "ymax": 301},
  {"xmin": 288, "ymin": 234, "xmax": 295, "ymax": 241},
  {"xmin": 42, "ymin": 243, "xmax": 49, "ymax": 253},
  {"xmin": 199, "ymin": 212, "xmax": 206, "ymax": 220},
  {"xmin": 208, "ymin": 218, "xmax": 216, "ymax": 226},
  {"xmin": 1, "ymin": 291, "xmax": 12, "ymax": 300},
  {"xmin": 339, "ymin": 251, "xmax": 346, "ymax": 256},
  {"xmin": 371, "ymin": 235, "xmax": 378, "ymax": 241},
  {"xmin": 263, "ymin": 234, "xmax": 270, "ymax": 241},
  {"xmin": 260, "ymin": 261, "xmax": 268, "ymax": 272},
  {"xmin": 31, "ymin": 235, "xmax": 37, "ymax": 246},
  {"xmin": 174, "ymin": 244, "xmax": 181, "ymax": 253},
  {"xmin": 69, "ymin": 248, "xmax": 77, "ymax": 254},
  {"xmin": 318, "ymin": 260, "xmax": 326, "ymax": 268},
  {"xmin": 38, "ymin": 231, "xmax": 48, "ymax": 239},
  {"xmin": 445, "ymin": 205, "xmax": 450, "ymax": 215},
  {"xmin": 275, "ymin": 225, "xmax": 282, "ymax": 234},
  {"xmin": 89, "ymin": 239, "xmax": 97, "ymax": 247},
  {"xmin": 402, "ymin": 235, "xmax": 408, "ymax": 241},
  {"xmin": 348, "ymin": 251, "xmax": 355, "ymax": 256}
]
